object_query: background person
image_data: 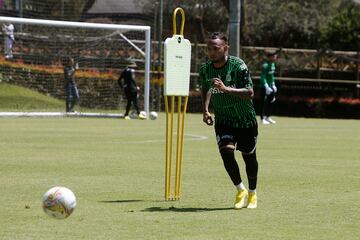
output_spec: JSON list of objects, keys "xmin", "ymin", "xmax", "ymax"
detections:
[
  {"xmin": 200, "ymin": 32, "xmax": 259, "ymax": 210},
  {"xmin": 2, "ymin": 22, "xmax": 15, "ymax": 59},
  {"xmin": 63, "ymin": 57, "xmax": 80, "ymax": 113},
  {"xmin": 118, "ymin": 62, "xmax": 145, "ymax": 120},
  {"xmin": 259, "ymin": 51, "xmax": 278, "ymax": 124}
]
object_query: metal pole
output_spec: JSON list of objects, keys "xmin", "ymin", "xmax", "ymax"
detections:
[
  {"xmin": 19, "ymin": 0, "xmax": 23, "ymax": 18},
  {"xmin": 228, "ymin": 0, "xmax": 241, "ymax": 57},
  {"xmin": 18, "ymin": 0, "xmax": 23, "ymax": 32},
  {"xmin": 61, "ymin": 0, "xmax": 64, "ymax": 20},
  {"xmin": 157, "ymin": 0, "xmax": 163, "ymax": 111},
  {"xmin": 145, "ymin": 28, "xmax": 151, "ymax": 116},
  {"xmin": 357, "ymin": 51, "xmax": 359, "ymax": 98}
]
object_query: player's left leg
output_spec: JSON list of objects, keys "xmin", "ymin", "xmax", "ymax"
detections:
[
  {"xmin": 242, "ymin": 151, "xmax": 258, "ymax": 209},
  {"xmin": 132, "ymin": 93, "xmax": 141, "ymax": 115},
  {"xmin": 237, "ymin": 126, "xmax": 258, "ymax": 208}
]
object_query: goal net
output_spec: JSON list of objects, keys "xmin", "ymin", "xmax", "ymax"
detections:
[{"xmin": 0, "ymin": 16, "xmax": 151, "ymax": 114}]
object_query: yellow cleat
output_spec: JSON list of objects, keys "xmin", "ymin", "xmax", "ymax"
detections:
[
  {"xmin": 124, "ymin": 116, "xmax": 131, "ymax": 120},
  {"xmin": 247, "ymin": 192, "xmax": 257, "ymax": 209},
  {"xmin": 234, "ymin": 189, "xmax": 248, "ymax": 210}
]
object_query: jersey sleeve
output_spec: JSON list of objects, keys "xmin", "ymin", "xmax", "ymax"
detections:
[
  {"xmin": 237, "ymin": 62, "xmax": 253, "ymax": 89},
  {"xmin": 260, "ymin": 62, "xmax": 268, "ymax": 86},
  {"xmin": 199, "ymin": 65, "xmax": 210, "ymax": 92}
]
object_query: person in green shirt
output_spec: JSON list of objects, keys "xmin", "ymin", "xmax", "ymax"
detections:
[
  {"xmin": 260, "ymin": 51, "xmax": 278, "ymax": 124},
  {"xmin": 199, "ymin": 32, "xmax": 258, "ymax": 209}
]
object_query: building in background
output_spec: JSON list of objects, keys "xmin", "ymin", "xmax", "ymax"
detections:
[{"xmin": 84, "ymin": 0, "xmax": 152, "ymax": 26}]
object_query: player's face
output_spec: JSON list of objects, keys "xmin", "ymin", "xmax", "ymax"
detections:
[
  {"xmin": 206, "ymin": 38, "xmax": 228, "ymax": 64},
  {"xmin": 269, "ymin": 55, "xmax": 277, "ymax": 62}
]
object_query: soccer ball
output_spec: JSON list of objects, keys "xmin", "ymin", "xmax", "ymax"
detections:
[
  {"xmin": 139, "ymin": 111, "xmax": 147, "ymax": 119},
  {"xmin": 150, "ymin": 111, "xmax": 158, "ymax": 120},
  {"xmin": 42, "ymin": 186, "xmax": 76, "ymax": 219}
]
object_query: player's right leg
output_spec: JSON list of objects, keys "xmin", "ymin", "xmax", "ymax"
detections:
[
  {"xmin": 215, "ymin": 124, "xmax": 247, "ymax": 209},
  {"xmin": 264, "ymin": 93, "xmax": 276, "ymax": 124},
  {"xmin": 260, "ymin": 88, "xmax": 270, "ymax": 124}
]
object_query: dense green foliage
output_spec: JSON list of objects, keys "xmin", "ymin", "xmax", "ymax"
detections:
[
  {"xmin": 243, "ymin": 0, "xmax": 343, "ymax": 48},
  {"xmin": 153, "ymin": 0, "xmax": 359, "ymax": 50},
  {"xmin": 3, "ymin": 0, "xmax": 359, "ymax": 50},
  {"xmin": 320, "ymin": 3, "xmax": 360, "ymax": 51}
]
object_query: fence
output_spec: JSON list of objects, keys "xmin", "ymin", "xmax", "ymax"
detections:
[{"xmin": 1, "ymin": 33, "xmax": 359, "ymax": 117}]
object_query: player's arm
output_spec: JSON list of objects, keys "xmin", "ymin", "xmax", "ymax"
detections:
[
  {"xmin": 224, "ymin": 85, "xmax": 254, "ymax": 99},
  {"xmin": 260, "ymin": 62, "xmax": 273, "ymax": 95},
  {"xmin": 213, "ymin": 78, "xmax": 253, "ymax": 99},
  {"xmin": 202, "ymin": 88, "xmax": 213, "ymax": 126},
  {"xmin": 200, "ymin": 70, "xmax": 213, "ymax": 126},
  {"xmin": 260, "ymin": 62, "xmax": 268, "ymax": 87},
  {"xmin": 213, "ymin": 62, "xmax": 254, "ymax": 99},
  {"xmin": 118, "ymin": 71, "xmax": 124, "ymax": 88}
]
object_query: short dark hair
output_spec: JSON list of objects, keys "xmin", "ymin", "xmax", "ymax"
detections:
[
  {"xmin": 62, "ymin": 56, "xmax": 74, "ymax": 66},
  {"xmin": 208, "ymin": 32, "xmax": 228, "ymax": 43},
  {"xmin": 266, "ymin": 51, "xmax": 277, "ymax": 57}
]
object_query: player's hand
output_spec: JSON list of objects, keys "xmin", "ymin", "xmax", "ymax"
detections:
[
  {"xmin": 203, "ymin": 111, "xmax": 213, "ymax": 126},
  {"xmin": 213, "ymin": 78, "xmax": 227, "ymax": 92},
  {"xmin": 272, "ymin": 84, "xmax": 277, "ymax": 93},
  {"xmin": 265, "ymin": 86, "xmax": 273, "ymax": 95}
]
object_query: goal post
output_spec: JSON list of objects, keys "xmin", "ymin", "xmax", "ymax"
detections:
[{"xmin": 0, "ymin": 16, "xmax": 151, "ymax": 115}]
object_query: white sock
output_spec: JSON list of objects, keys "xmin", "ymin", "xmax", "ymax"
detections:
[
  {"xmin": 236, "ymin": 182, "xmax": 246, "ymax": 191},
  {"xmin": 249, "ymin": 189, "xmax": 256, "ymax": 193}
]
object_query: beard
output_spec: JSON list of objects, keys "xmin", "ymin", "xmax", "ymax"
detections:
[{"xmin": 211, "ymin": 55, "xmax": 228, "ymax": 65}]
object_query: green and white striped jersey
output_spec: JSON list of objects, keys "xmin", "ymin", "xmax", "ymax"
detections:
[{"xmin": 199, "ymin": 55, "xmax": 257, "ymax": 128}]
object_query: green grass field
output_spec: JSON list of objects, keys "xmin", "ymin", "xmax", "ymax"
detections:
[
  {"xmin": 0, "ymin": 114, "xmax": 359, "ymax": 240},
  {"xmin": 0, "ymin": 83, "xmax": 64, "ymax": 112},
  {"xmin": 0, "ymin": 83, "xmax": 119, "ymax": 113}
]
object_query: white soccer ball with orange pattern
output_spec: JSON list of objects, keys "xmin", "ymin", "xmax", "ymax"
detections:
[{"xmin": 42, "ymin": 186, "xmax": 76, "ymax": 219}]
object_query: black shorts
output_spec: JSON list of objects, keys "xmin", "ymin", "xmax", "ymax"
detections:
[{"xmin": 214, "ymin": 123, "xmax": 258, "ymax": 153}]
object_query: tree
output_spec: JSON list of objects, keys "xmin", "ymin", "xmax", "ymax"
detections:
[
  {"xmin": 144, "ymin": 0, "xmax": 228, "ymax": 42},
  {"xmin": 242, "ymin": 0, "xmax": 343, "ymax": 48},
  {"xmin": 320, "ymin": 0, "xmax": 360, "ymax": 51}
]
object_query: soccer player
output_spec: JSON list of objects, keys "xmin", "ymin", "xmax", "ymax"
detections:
[
  {"xmin": 63, "ymin": 57, "xmax": 80, "ymax": 113},
  {"xmin": 118, "ymin": 62, "xmax": 145, "ymax": 120},
  {"xmin": 2, "ymin": 22, "xmax": 15, "ymax": 59},
  {"xmin": 259, "ymin": 51, "xmax": 278, "ymax": 124},
  {"xmin": 199, "ymin": 32, "xmax": 258, "ymax": 209}
]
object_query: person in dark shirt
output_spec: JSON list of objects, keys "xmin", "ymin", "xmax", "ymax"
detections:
[
  {"xmin": 118, "ymin": 62, "xmax": 145, "ymax": 119},
  {"xmin": 63, "ymin": 57, "xmax": 79, "ymax": 113}
]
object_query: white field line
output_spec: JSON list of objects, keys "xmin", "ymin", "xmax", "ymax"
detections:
[
  {"xmin": 0, "ymin": 112, "xmax": 124, "ymax": 118},
  {"xmin": 126, "ymin": 133, "xmax": 208, "ymax": 144}
]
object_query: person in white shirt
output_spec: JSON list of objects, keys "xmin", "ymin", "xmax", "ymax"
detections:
[{"xmin": 2, "ymin": 22, "xmax": 15, "ymax": 59}]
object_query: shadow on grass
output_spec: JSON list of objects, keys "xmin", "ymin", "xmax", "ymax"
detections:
[
  {"xmin": 142, "ymin": 206, "xmax": 233, "ymax": 212},
  {"xmin": 99, "ymin": 200, "xmax": 143, "ymax": 203}
]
